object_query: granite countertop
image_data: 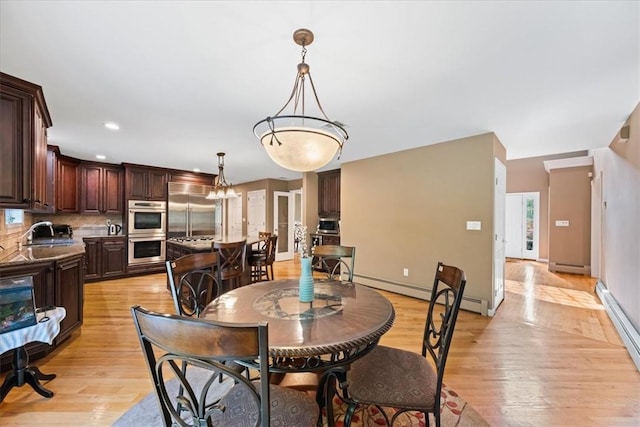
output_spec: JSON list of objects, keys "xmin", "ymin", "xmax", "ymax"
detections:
[
  {"xmin": 168, "ymin": 234, "xmax": 264, "ymax": 252},
  {"xmin": 0, "ymin": 241, "xmax": 86, "ymax": 266}
]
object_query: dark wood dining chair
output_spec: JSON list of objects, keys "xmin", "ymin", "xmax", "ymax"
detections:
[
  {"xmin": 165, "ymin": 252, "xmax": 220, "ymax": 318},
  {"xmin": 212, "ymin": 240, "xmax": 247, "ymax": 290},
  {"xmin": 131, "ymin": 305, "xmax": 320, "ymax": 427},
  {"xmin": 312, "ymin": 244, "xmax": 356, "ymax": 281},
  {"xmin": 320, "ymin": 261, "xmax": 466, "ymax": 427}
]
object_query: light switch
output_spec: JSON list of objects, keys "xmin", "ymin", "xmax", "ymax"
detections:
[
  {"xmin": 555, "ymin": 220, "xmax": 569, "ymax": 227},
  {"xmin": 466, "ymin": 221, "xmax": 482, "ymax": 230}
]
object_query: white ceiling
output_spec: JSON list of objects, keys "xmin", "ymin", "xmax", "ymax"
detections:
[{"xmin": 1, "ymin": 1, "xmax": 638, "ymax": 183}]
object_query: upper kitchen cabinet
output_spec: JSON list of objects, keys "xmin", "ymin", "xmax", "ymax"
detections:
[
  {"xmin": 56, "ymin": 154, "xmax": 80, "ymax": 213},
  {"xmin": 0, "ymin": 72, "xmax": 52, "ymax": 211},
  {"xmin": 318, "ymin": 169, "xmax": 341, "ymax": 218},
  {"xmin": 123, "ymin": 164, "xmax": 168, "ymax": 201},
  {"xmin": 80, "ymin": 161, "xmax": 124, "ymax": 214},
  {"xmin": 168, "ymin": 170, "xmax": 216, "ymax": 186}
]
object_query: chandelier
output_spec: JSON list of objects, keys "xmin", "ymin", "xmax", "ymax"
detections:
[
  {"xmin": 253, "ymin": 28, "xmax": 349, "ymax": 172},
  {"xmin": 206, "ymin": 152, "xmax": 238, "ymax": 199}
]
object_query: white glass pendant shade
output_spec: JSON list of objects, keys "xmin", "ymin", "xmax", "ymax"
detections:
[{"xmin": 260, "ymin": 126, "xmax": 342, "ymax": 172}]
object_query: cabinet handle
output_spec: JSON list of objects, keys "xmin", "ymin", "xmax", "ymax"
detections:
[{"xmin": 22, "ymin": 198, "xmax": 31, "ymax": 203}]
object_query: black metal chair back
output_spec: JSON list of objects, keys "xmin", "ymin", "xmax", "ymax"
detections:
[
  {"xmin": 165, "ymin": 252, "xmax": 220, "ymax": 318},
  {"xmin": 312, "ymin": 244, "xmax": 356, "ymax": 281}
]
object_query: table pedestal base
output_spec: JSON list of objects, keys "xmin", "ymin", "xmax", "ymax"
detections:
[{"xmin": 0, "ymin": 346, "xmax": 56, "ymax": 402}]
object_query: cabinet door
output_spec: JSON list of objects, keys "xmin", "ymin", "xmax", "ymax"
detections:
[
  {"xmin": 125, "ymin": 167, "xmax": 148, "ymax": 200},
  {"xmin": 80, "ymin": 163, "xmax": 103, "ymax": 214},
  {"xmin": 31, "ymin": 102, "xmax": 49, "ymax": 211},
  {"xmin": 57, "ymin": 157, "xmax": 79, "ymax": 212},
  {"xmin": 148, "ymin": 169, "xmax": 168, "ymax": 200},
  {"xmin": 0, "ymin": 261, "xmax": 55, "ymax": 368},
  {"xmin": 54, "ymin": 255, "xmax": 84, "ymax": 343},
  {"xmin": 103, "ymin": 166, "xmax": 123, "ymax": 213},
  {"xmin": 169, "ymin": 171, "xmax": 215, "ymax": 186},
  {"xmin": 0, "ymin": 84, "xmax": 30, "ymax": 208},
  {"xmin": 101, "ymin": 238, "xmax": 126, "ymax": 278},
  {"xmin": 44, "ymin": 146, "xmax": 57, "ymax": 212},
  {"xmin": 318, "ymin": 169, "xmax": 341, "ymax": 217},
  {"xmin": 83, "ymin": 237, "xmax": 101, "ymax": 281}
]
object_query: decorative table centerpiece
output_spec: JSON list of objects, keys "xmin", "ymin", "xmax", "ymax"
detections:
[{"xmin": 298, "ymin": 226, "xmax": 314, "ymax": 302}]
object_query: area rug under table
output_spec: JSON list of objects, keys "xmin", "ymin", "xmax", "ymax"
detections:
[
  {"xmin": 326, "ymin": 383, "xmax": 489, "ymax": 427},
  {"xmin": 113, "ymin": 378, "xmax": 488, "ymax": 427}
]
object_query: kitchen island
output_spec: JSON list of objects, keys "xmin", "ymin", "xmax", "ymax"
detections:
[
  {"xmin": 0, "ymin": 242, "xmax": 85, "ymax": 372},
  {"xmin": 166, "ymin": 235, "xmax": 267, "ymax": 287}
]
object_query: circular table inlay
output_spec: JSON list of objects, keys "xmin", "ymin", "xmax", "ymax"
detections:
[{"xmin": 253, "ymin": 286, "xmax": 344, "ymax": 320}]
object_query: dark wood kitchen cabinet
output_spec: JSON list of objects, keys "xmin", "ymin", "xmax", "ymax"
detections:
[
  {"xmin": 84, "ymin": 236, "xmax": 127, "ymax": 281},
  {"xmin": 318, "ymin": 169, "xmax": 341, "ymax": 218},
  {"xmin": 168, "ymin": 170, "xmax": 216, "ymax": 186},
  {"xmin": 80, "ymin": 161, "xmax": 124, "ymax": 214},
  {"xmin": 124, "ymin": 164, "xmax": 168, "ymax": 201},
  {"xmin": 44, "ymin": 145, "xmax": 58, "ymax": 213},
  {"xmin": 0, "ymin": 254, "xmax": 84, "ymax": 371},
  {"xmin": 56, "ymin": 154, "xmax": 80, "ymax": 212},
  {"xmin": 0, "ymin": 72, "xmax": 52, "ymax": 211},
  {"xmin": 54, "ymin": 254, "xmax": 85, "ymax": 343}
]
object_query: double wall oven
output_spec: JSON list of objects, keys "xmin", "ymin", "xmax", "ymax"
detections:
[{"xmin": 127, "ymin": 200, "xmax": 166, "ymax": 266}]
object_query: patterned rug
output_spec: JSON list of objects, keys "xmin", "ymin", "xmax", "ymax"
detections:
[
  {"xmin": 326, "ymin": 384, "xmax": 489, "ymax": 427},
  {"xmin": 113, "ymin": 378, "xmax": 488, "ymax": 427}
]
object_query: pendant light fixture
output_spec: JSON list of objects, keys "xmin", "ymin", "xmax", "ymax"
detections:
[
  {"xmin": 206, "ymin": 152, "xmax": 238, "ymax": 199},
  {"xmin": 253, "ymin": 28, "xmax": 349, "ymax": 172}
]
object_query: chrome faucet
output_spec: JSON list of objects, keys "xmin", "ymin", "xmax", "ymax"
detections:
[{"xmin": 20, "ymin": 221, "xmax": 53, "ymax": 245}]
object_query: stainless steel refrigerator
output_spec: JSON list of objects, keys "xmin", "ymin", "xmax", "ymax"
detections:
[{"xmin": 167, "ymin": 182, "xmax": 220, "ymax": 238}]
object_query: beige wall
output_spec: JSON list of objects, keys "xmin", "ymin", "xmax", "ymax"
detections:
[
  {"xmin": 233, "ymin": 178, "xmax": 302, "ymax": 235},
  {"xmin": 507, "ymin": 151, "xmax": 587, "ymax": 260},
  {"xmin": 548, "ymin": 165, "xmax": 592, "ymax": 271},
  {"xmin": 592, "ymin": 102, "xmax": 640, "ymax": 332},
  {"xmin": 341, "ymin": 133, "xmax": 504, "ymax": 313}
]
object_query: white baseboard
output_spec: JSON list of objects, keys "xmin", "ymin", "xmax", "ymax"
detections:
[
  {"xmin": 595, "ymin": 281, "xmax": 640, "ymax": 371},
  {"xmin": 353, "ymin": 274, "xmax": 488, "ymax": 316}
]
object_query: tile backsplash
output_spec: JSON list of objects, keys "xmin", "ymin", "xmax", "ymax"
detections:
[
  {"xmin": 0, "ymin": 211, "xmax": 125, "ymax": 252},
  {"xmin": 32, "ymin": 213, "xmax": 124, "ymax": 238}
]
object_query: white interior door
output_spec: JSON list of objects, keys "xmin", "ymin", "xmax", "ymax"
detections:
[
  {"xmin": 228, "ymin": 193, "xmax": 243, "ymax": 235},
  {"xmin": 247, "ymin": 190, "xmax": 266, "ymax": 236},
  {"xmin": 274, "ymin": 191, "xmax": 293, "ymax": 261},
  {"xmin": 506, "ymin": 194, "xmax": 524, "ymax": 258},
  {"xmin": 492, "ymin": 158, "xmax": 506, "ymax": 314},
  {"xmin": 506, "ymin": 192, "xmax": 540, "ymax": 260}
]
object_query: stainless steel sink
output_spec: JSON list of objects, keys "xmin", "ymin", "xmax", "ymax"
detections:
[{"xmin": 26, "ymin": 238, "xmax": 77, "ymax": 246}]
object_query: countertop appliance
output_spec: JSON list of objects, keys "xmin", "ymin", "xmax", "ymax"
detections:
[
  {"xmin": 108, "ymin": 223, "xmax": 122, "ymax": 236},
  {"xmin": 32, "ymin": 223, "xmax": 73, "ymax": 239},
  {"xmin": 168, "ymin": 182, "xmax": 219, "ymax": 239}
]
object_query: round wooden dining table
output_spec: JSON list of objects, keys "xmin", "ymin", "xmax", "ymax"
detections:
[{"xmin": 202, "ymin": 278, "xmax": 395, "ymax": 373}]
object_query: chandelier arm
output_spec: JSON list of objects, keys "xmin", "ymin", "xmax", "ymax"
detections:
[
  {"xmin": 273, "ymin": 72, "xmax": 303, "ymax": 118},
  {"xmin": 305, "ymin": 73, "xmax": 333, "ymax": 122}
]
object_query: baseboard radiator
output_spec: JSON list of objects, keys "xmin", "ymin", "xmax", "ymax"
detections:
[
  {"xmin": 353, "ymin": 274, "xmax": 489, "ymax": 316},
  {"xmin": 595, "ymin": 281, "xmax": 640, "ymax": 371},
  {"xmin": 549, "ymin": 261, "xmax": 591, "ymax": 276}
]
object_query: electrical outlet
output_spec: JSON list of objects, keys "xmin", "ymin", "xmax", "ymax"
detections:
[{"xmin": 403, "ymin": 268, "xmax": 409, "ymax": 277}]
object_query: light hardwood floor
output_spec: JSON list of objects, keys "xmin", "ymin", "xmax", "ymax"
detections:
[{"xmin": 1, "ymin": 259, "xmax": 638, "ymax": 426}]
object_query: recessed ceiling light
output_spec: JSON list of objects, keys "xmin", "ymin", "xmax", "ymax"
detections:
[
  {"xmin": 104, "ymin": 122, "xmax": 120, "ymax": 131},
  {"xmin": 193, "ymin": 168, "xmax": 201, "ymax": 172},
  {"xmin": 96, "ymin": 154, "xmax": 106, "ymax": 160}
]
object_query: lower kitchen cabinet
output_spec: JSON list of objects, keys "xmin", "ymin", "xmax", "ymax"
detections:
[
  {"xmin": 0, "ymin": 254, "xmax": 84, "ymax": 372},
  {"xmin": 83, "ymin": 236, "xmax": 126, "ymax": 281},
  {"xmin": 54, "ymin": 254, "xmax": 84, "ymax": 343}
]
